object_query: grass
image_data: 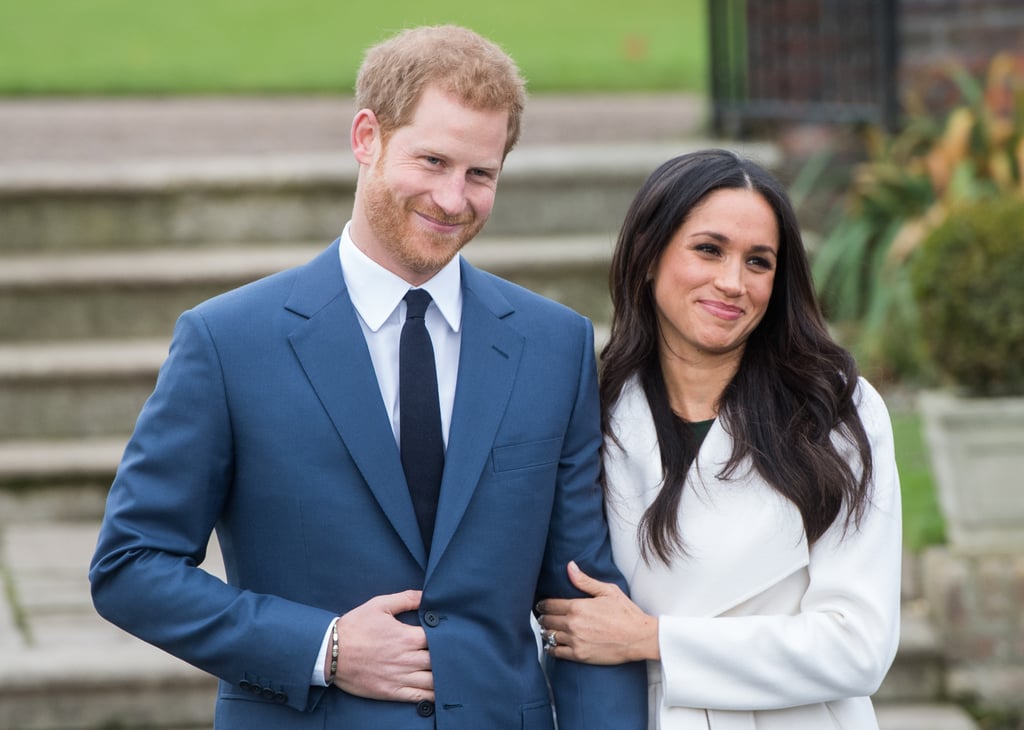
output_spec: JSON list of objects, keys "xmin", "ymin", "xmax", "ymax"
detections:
[
  {"xmin": 891, "ymin": 408, "xmax": 946, "ymax": 551},
  {"xmin": 0, "ymin": 563, "xmax": 32, "ymax": 645},
  {"xmin": 0, "ymin": 0, "xmax": 707, "ymax": 95}
]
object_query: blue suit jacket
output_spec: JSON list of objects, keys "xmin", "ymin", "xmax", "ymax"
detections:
[{"xmin": 90, "ymin": 241, "xmax": 647, "ymax": 729}]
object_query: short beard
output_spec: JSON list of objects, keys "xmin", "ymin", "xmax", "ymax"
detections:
[{"xmin": 363, "ymin": 166, "xmax": 486, "ymax": 277}]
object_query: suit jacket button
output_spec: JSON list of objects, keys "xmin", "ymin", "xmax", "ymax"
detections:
[
  {"xmin": 423, "ymin": 611, "xmax": 440, "ymax": 627},
  {"xmin": 260, "ymin": 687, "xmax": 275, "ymax": 699},
  {"xmin": 273, "ymin": 691, "xmax": 288, "ymax": 704},
  {"xmin": 238, "ymin": 680, "xmax": 251, "ymax": 691},
  {"xmin": 417, "ymin": 700, "xmax": 435, "ymax": 717}
]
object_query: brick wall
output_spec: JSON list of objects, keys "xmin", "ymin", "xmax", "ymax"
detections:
[
  {"xmin": 899, "ymin": 0, "xmax": 1024, "ymax": 111},
  {"xmin": 713, "ymin": 0, "xmax": 1024, "ymax": 129}
]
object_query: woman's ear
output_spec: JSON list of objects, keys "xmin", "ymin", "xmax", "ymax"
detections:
[
  {"xmin": 646, "ymin": 258, "xmax": 658, "ymax": 283},
  {"xmin": 351, "ymin": 108, "xmax": 381, "ymax": 165}
]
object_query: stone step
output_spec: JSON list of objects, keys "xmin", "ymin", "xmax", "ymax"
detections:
[
  {"xmin": 0, "ymin": 701, "xmax": 979, "ymax": 730},
  {"xmin": 0, "ymin": 437, "xmax": 126, "ymax": 518},
  {"xmin": 0, "ymin": 236, "xmax": 615, "ymax": 342},
  {"xmin": 0, "ymin": 518, "xmax": 975, "ymax": 730},
  {"xmin": 0, "ymin": 234, "xmax": 617, "ymax": 443},
  {"xmin": 0, "ymin": 140, "xmax": 780, "ymax": 253},
  {"xmin": 874, "ymin": 598, "xmax": 948, "ymax": 704},
  {"xmin": 1, "ymin": 645, "xmax": 217, "ymax": 730},
  {"xmin": 0, "ymin": 339, "xmax": 165, "ymax": 440},
  {"xmin": 876, "ymin": 703, "xmax": 979, "ymax": 730},
  {"xmin": 0, "ymin": 521, "xmax": 221, "ymax": 730},
  {"xmin": 0, "ymin": 235, "xmax": 617, "ymax": 441}
]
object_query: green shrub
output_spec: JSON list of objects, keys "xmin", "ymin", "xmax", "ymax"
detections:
[
  {"xmin": 910, "ymin": 195, "xmax": 1024, "ymax": 396},
  {"xmin": 812, "ymin": 53, "xmax": 1024, "ymax": 383}
]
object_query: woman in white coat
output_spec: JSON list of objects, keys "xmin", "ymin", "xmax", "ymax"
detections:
[{"xmin": 537, "ymin": 150, "xmax": 902, "ymax": 730}]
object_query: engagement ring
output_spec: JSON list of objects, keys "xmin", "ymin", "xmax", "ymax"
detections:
[{"xmin": 545, "ymin": 631, "xmax": 557, "ymax": 649}]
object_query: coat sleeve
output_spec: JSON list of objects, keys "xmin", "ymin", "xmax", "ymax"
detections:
[
  {"xmin": 88, "ymin": 310, "xmax": 336, "ymax": 713},
  {"xmin": 658, "ymin": 379, "xmax": 903, "ymax": 711},
  {"xmin": 538, "ymin": 317, "xmax": 649, "ymax": 729}
]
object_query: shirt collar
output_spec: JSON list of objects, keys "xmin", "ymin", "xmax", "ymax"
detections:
[{"xmin": 339, "ymin": 222, "xmax": 462, "ymax": 333}]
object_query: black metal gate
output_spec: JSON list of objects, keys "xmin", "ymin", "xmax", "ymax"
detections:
[{"xmin": 709, "ymin": 0, "xmax": 900, "ymax": 136}]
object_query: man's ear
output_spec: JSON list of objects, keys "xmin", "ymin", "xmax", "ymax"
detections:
[{"xmin": 351, "ymin": 109, "xmax": 381, "ymax": 165}]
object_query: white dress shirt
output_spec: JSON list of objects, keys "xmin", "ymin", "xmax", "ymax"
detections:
[
  {"xmin": 338, "ymin": 221, "xmax": 462, "ymax": 448},
  {"xmin": 313, "ymin": 223, "xmax": 464, "ymax": 685}
]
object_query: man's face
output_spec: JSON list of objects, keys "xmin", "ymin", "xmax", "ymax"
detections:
[{"xmin": 352, "ymin": 85, "xmax": 509, "ymax": 285}]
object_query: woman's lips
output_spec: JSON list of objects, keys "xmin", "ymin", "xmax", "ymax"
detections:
[{"xmin": 700, "ymin": 300, "xmax": 743, "ymax": 320}]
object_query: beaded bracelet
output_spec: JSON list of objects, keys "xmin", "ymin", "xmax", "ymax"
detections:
[{"xmin": 328, "ymin": 621, "xmax": 339, "ymax": 684}]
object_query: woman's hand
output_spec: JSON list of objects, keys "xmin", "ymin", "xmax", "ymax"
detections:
[{"xmin": 536, "ymin": 561, "xmax": 660, "ymax": 665}]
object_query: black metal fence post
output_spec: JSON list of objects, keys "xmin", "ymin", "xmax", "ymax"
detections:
[{"xmin": 709, "ymin": 0, "xmax": 900, "ymax": 136}]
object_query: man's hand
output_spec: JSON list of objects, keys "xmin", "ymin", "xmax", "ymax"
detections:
[{"xmin": 333, "ymin": 589, "xmax": 434, "ymax": 703}]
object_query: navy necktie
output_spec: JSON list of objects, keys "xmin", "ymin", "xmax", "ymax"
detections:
[{"xmin": 400, "ymin": 289, "xmax": 444, "ymax": 550}]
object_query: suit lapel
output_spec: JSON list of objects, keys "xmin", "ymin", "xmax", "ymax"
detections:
[
  {"xmin": 285, "ymin": 242, "xmax": 427, "ymax": 568},
  {"xmin": 607, "ymin": 380, "xmax": 808, "ymax": 618},
  {"xmin": 426, "ymin": 262, "xmax": 523, "ymax": 577}
]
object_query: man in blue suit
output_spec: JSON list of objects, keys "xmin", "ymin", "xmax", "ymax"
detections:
[{"xmin": 89, "ymin": 24, "xmax": 647, "ymax": 729}]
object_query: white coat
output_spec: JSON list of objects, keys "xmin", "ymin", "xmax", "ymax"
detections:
[{"xmin": 604, "ymin": 376, "xmax": 902, "ymax": 730}]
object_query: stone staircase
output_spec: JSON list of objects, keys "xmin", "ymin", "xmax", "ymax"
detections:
[
  {"xmin": 0, "ymin": 102, "xmax": 976, "ymax": 728},
  {"xmin": 1, "ymin": 141, "xmax": 734, "ymax": 513}
]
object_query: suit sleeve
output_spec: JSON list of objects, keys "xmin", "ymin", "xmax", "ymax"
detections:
[
  {"xmin": 657, "ymin": 379, "xmax": 903, "ymax": 710},
  {"xmin": 538, "ymin": 317, "xmax": 649, "ymax": 729},
  {"xmin": 89, "ymin": 310, "xmax": 336, "ymax": 713}
]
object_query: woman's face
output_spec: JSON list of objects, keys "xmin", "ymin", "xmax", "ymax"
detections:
[{"xmin": 651, "ymin": 187, "xmax": 779, "ymax": 363}]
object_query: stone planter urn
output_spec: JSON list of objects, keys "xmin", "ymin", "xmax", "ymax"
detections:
[
  {"xmin": 918, "ymin": 390, "xmax": 1024, "ymax": 553},
  {"xmin": 910, "ymin": 196, "xmax": 1024, "ymax": 554}
]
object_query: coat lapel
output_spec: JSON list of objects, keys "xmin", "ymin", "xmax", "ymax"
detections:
[
  {"xmin": 285, "ymin": 241, "xmax": 427, "ymax": 568},
  {"xmin": 426, "ymin": 261, "xmax": 523, "ymax": 577},
  {"xmin": 605, "ymin": 378, "xmax": 808, "ymax": 618}
]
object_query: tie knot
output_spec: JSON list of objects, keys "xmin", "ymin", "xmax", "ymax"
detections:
[{"xmin": 404, "ymin": 289, "xmax": 432, "ymax": 320}]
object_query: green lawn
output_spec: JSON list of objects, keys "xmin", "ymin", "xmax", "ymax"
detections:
[
  {"xmin": 891, "ymin": 409, "xmax": 945, "ymax": 551},
  {"xmin": 0, "ymin": 0, "xmax": 707, "ymax": 95}
]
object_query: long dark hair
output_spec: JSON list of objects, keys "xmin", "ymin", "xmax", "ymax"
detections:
[{"xmin": 600, "ymin": 149, "xmax": 873, "ymax": 564}]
